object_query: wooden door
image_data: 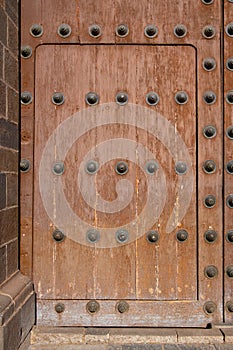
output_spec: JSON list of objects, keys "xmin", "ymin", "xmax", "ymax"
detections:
[{"xmin": 20, "ymin": 0, "xmax": 231, "ymax": 327}]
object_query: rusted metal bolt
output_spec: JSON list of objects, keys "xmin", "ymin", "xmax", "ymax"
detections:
[
  {"xmin": 226, "ymin": 22, "xmax": 233, "ymax": 37},
  {"xmin": 21, "ymin": 91, "xmax": 33, "ymax": 105},
  {"xmin": 203, "ymin": 125, "xmax": 217, "ymax": 139},
  {"xmin": 226, "ymin": 91, "xmax": 233, "ymax": 104},
  {"xmin": 144, "ymin": 25, "xmax": 158, "ymax": 38},
  {"xmin": 86, "ymin": 300, "xmax": 100, "ymax": 314},
  {"xmin": 204, "ymin": 265, "xmax": 218, "ymax": 279},
  {"xmin": 52, "ymin": 92, "xmax": 65, "ymax": 106},
  {"xmin": 89, "ymin": 24, "xmax": 101, "ymax": 38},
  {"xmin": 30, "ymin": 24, "xmax": 43, "ymax": 37},
  {"xmin": 52, "ymin": 229, "xmax": 65, "ymax": 242},
  {"xmin": 203, "ymin": 160, "xmax": 216, "ymax": 174},
  {"xmin": 204, "ymin": 230, "xmax": 217, "ymax": 243},
  {"xmin": 174, "ymin": 24, "xmax": 187, "ymax": 38},
  {"xmin": 204, "ymin": 301, "xmax": 217, "ymax": 314},
  {"xmin": 226, "ymin": 301, "xmax": 233, "ymax": 312},
  {"xmin": 147, "ymin": 230, "xmax": 159, "ymax": 243},
  {"xmin": 226, "ymin": 58, "xmax": 233, "ymax": 71},
  {"xmin": 115, "ymin": 161, "xmax": 128, "ymax": 175},
  {"xmin": 21, "ymin": 45, "xmax": 32, "ymax": 59},
  {"xmin": 203, "ymin": 57, "xmax": 216, "ymax": 71},
  {"xmin": 55, "ymin": 303, "xmax": 65, "ymax": 313},
  {"xmin": 176, "ymin": 230, "xmax": 188, "ymax": 242},
  {"xmin": 226, "ymin": 194, "xmax": 233, "ymax": 208},
  {"xmin": 58, "ymin": 23, "xmax": 71, "ymax": 38},
  {"xmin": 202, "ymin": 26, "xmax": 216, "ymax": 39},
  {"xmin": 203, "ymin": 91, "xmax": 216, "ymax": 104},
  {"xmin": 175, "ymin": 161, "xmax": 188, "ymax": 175},
  {"xmin": 227, "ymin": 126, "xmax": 233, "ymax": 139},
  {"xmin": 116, "ymin": 301, "xmax": 129, "ymax": 313},
  {"xmin": 226, "ymin": 230, "xmax": 233, "ymax": 243},
  {"xmin": 85, "ymin": 92, "xmax": 99, "ymax": 106},
  {"xmin": 204, "ymin": 195, "xmax": 216, "ymax": 208},
  {"xmin": 116, "ymin": 24, "xmax": 129, "ymax": 37},
  {"xmin": 226, "ymin": 265, "xmax": 233, "ymax": 278},
  {"xmin": 20, "ymin": 159, "xmax": 30, "ymax": 172},
  {"xmin": 175, "ymin": 91, "xmax": 188, "ymax": 104}
]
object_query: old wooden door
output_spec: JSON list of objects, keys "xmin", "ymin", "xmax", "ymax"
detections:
[{"xmin": 20, "ymin": 0, "xmax": 233, "ymax": 327}]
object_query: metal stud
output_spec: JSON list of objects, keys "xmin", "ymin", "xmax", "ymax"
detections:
[
  {"xmin": 202, "ymin": 0, "xmax": 214, "ymax": 4},
  {"xmin": 176, "ymin": 230, "xmax": 188, "ymax": 242},
  {"xmin": 30, "ymin": 24, "xmax": 43, "ymax": 37},
  {"xmin": 202, "ymin": 58, "xmax": 216, "ymax": 71},
  {"xmin": 226, "ymin": 265, "xmax": 233, "ymax": 278},
  {"xmin": 175, "ymin": 161, "xmax": 188, "ymax": 175},
  {"xmin": 226, "ymin": 160, "xmax": 233, "ymax": 174},
  {"xmin": 203, "ymin": 160, "xmax": 216, "ymax": 174},
  {"xmin": 174, "ymin": 24, "xmax": 187, "ymax": 38},
  {"xmin": 226, "ymin": 301, "xmax": 233, "ymax": 312},
  {"xmin": 204, "ymin": 301, "xmax": 217, "ymax": 314},
  {"xmin": 175, "ymin": 91, "xmax": 188, "ymax": 105},
  {"xmin": 116, "ymin": 92, "xmax": 128, "ymax": 105},
  {"xmin": 116, "ymin": 24, "xmax": 129, "ymax": 37},
  {"xmin": 226, "ymin": 22, "xmax": 233, "ymax": 37},
  {"xmin": 202, "ymin": 25, "xmax": 216, "ymax": 39},
  {"xmin": 146, "ymin": 230, "xmax": 159, "ymax": 244},
  {"xmin": 204, "ymin": 265, "xmax": 218, "ymax": 279},
  {"xmin": 204, "ymin": 195, "xmax": 216, "ymax": 208},
  {"xmin": 21, "ymin": 45, "xmax": 32, "ymax": 59},
  {"xmin": 203, "ymin": 91, "xmax": 216, "ymax": 104},
  {"xmin": 116, "ymin": 301, "xmax": 129, "ymax": 314},
  {"xmin": 52, "ymin": 229, "xmax": 65, "ymax": 243},
  {"xmin": 20, "ymin": 159, "xmax": 30, "ymax": 172},
  {"xmin": 55, "ymin": 303, "xmax": 65, "ymax": 313},
  {"xmin": 204, "ymin": 229, "xmax": 218, "ymax": 243},
  {"xmin": 86, "ymin": 229, "xmax": 100, "ymax": 244},
  {"xmin": 116, "ymin": 229, "xmax": 129, "ymax": 243},
  {"xmin": 89, "ymin": 24, "xmax": 102, "ymax": 38},
  {"xmin": 52, "ymin": 92, "xmax": 65, "ymax": 106},
  {"xmin": 115, "ymin": 161, "xmax": 128, "ymax": 175},
  {"xmin": 21, "ymin": 91, "xmax": 33, "ymax": 105},
  {"xmin": 226, "ymin": 230, "xmax": 233, "ymax": 243},
  {"xmin": 226, "ymin": 126, "xmax": 233, "ymax": 139},
  {"xmin": 86, "ymin": 300, "xmax": 100, "ymax": 314},
  {"xmin": 85, "ymin": 160, "xmax": 99, "ymax": 174},
  {"xmin": 228, "ymin": 0, "xmax": 233, "ymax": 2},
  {"xmin": 144, "ymin": 25, "xmax": 158, "ymax": 38},
  {"xmin": 146, "ymin": 92, "xmax": 160, "ymax": 106},
  {"xmin": 226, "ymin": 58, "xmax": 233, "ymax": 71},
  {"xmin": 52, "ymin": 162, "xmax": 65, "ymax": 175},
  {"xmin": 203, "ymin": 125, "xmax": 217, "ymax": 139},
  {"xmin": 145, "ymin": 160, "xmax": 158, "ymax": 175},
  {"xmin": 226, "ymin": 91, "xmax": 233, "ymax": 104},
  {"xmin": 226, "ymin": 194, "xmax": 233, "ymax": 208},
  {"xmin": 85, "ymin": 92, "xmax": 99, "ymax": 106},
  {"xmin": 58, "ymin": 23, "xmax": 71, "ymax": 38}
]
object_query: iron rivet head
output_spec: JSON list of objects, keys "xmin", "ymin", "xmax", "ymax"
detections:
[
  {"xmin": 21, "ymin": 91, "xmax": 33, "ymax": 105},
  {"xmin": 21, "ymin": 45, "xmax": 32, "ymax": 59},
  {"xmin": 226, "ymin": 58, "xmax": 233, "ymax": 71},
  {"xmin": 203, "ymin": 160, "xmax": 216, "ymax": 174},
  {"xmin": 116, "ymin": 301, "xmax": 129, "ymax": 314},
  {"xmin": 58, "ymin": 23, "xmax": 71, "ymax": 38},
  {"xmin": 52, "ymin": 162, "xmax": 65, "ymax": 175},
  {"xmin": 20, "ymin": 159, "xmax": 30, "ymax": 172},
  {"xmin": 226, "ymin": 194, "xmax": 233, "ymax": 208},
  {"xmin": 226, "ymin": 230, "xmax": 233, "ymax": 243},
  {"xmin": 204, "ymin": 195, "xmax": 216, "ymax": 208},
  {"xmin": 116, "ymin": 24, "xmax": 129, "ymax": 37},
  {"xmin": 175, "ymin": 161, "xmax": 188, "ymax": 175},
  {"xmin": 228, "ymin": 0, "xmax": 233, "ymax": 3},
  {"xmin": 30, "ymin": 24, "xmax": 43, "ymax": 37},
  {"xmin": 203, "ymin": 91, "xmax": 216, "ymax": 104},
  {"xmin": 204, "ymin": 265, "xmax": 218, "ymax": 279},
  {"xmin": 202, "ymin": 25, "xmax": 216, "ymax": 39},
  {"xmin": 226, "ymin": 160, "xmax": 233, "ymax": 174},
  {"xmin": 204, "ymin": 229, "xmax": 217, "ymax": 243},
  {"xmin": 89, "ymin": 24, "xmax": 102, "ymax": 38},
  {"xmin": 226, "ymin": 126, "xmax": 233, "ymax": 139},
  {"xmin": 226, "ymin": 301, "xmax": 233, "ymax": 312},
  {"xmin": 146, "ymin": 230, "xmax": 159, "ymax": 244},
  {"xmin": 116, "ymin": 229, "xmax": 129, "ymax": 243},
  {"xmin": 226, "ymin": 265, "xmax": 233, "ymax": 278},
  {"xmin": 52, "ymin": 229, "xmax": 65, "ymax": 243},
  {"xmin": 86, "ymin": 229, "xmax": 100, "ymax": 244},
  {"xmin": 85, "ymin": 160, "xmax": 99, "ymax": 174},
  {"xmin": 55, "ymin": 303, "xmax": 65, "ymax": 313},
  {"xmin": 86, "ymin": 300, "xmax": 100, "ymax": 314},
  {"xmin": 116, "ymin": 92, "xmax": 128, "ymax": 105},
  {"xmin": 115, "ymin": 161, "xmax": 128, "ymax": 175},
  {"xmin": 203, "ymin": 58, "xmax": 216, "ymax": 71},
  {"xmin": 85, "ymin": 92, "xmax": 99, "ymax": 106},
  {"xmin": 175, "ymin": 91, "xmax": 188, "ymax": 105},
  {"xmin": 202, "ymin": 0, "xmax": 214, "ymax": 4},
  {"xmin": 145, "ymin": 160, "xmax": 158, "ymax": 175},
  {"xmin": 203, "ymin": 125, "xmax": 217, "ymax": 139},
  {"xmin": 226, "ymin": 91, "xmax": 233, "ymax": 104},
  {"xmin": 174, "ymin": 24, "xmax": 187, "ymax": 38},
  {"xmin": 146, "ymin": 92, "xmax": 160, "ymax": 106},
  {"xmin": 176, "ymin": 230, "xmax": 188, "ymax": 242},
  {"xmin": 226, "ymin": 22, "xmax": 233, "ymax": 37},
  {"xmin": 204, "ymin": 301, "xmax": 217, "ymax": 314},
  {"xmin": 144, "ymin": 25, "xmax": 158, "ymax": 38},
  {"xmin": 52, "ymin": 92, "xmax": 65, "ymax": 106}
]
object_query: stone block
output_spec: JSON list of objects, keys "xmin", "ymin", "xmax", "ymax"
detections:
[
  {"xmin": 177, "ymin": 328, "xmax": 223, "ymax": 344},
  {"xmin": 31, "ymin": 327, "xmax": 85, "ymax": 345},
  {"xmin": 0, "ymin": 117, "xmax": 18, "ymax": 150},
  {"xmin": 221, "ymin": 328, "xmax": 233, "ymax": 343},
  {"xmin": 0, "ymin": 7, "xmax": 7, "ymax": 45},
  {"xmin": 110, "ymin": 328, "xmax": 177, "ymax": 344},
  {"xmin": 7, "ymin": 17, "xmax": 18, "ymax": 57},
  {"xmin": 0, "ymin": 81, "xmax": 6, "ymax": 118},
  {"xmin": 6, "ymin": 239, "xmax": 18, "ymax": 278},
  {"xmin": 0, "ymin": 148, "xmax": 18, "ymax": 172},
  {"xmin": 4, "ymin": 49, "xmax": 18, "ymax": 90},
  {"xmin": 6, "ymin": 173, "xmax": 18, "ymax": 207},
  {"xmin": 85, "ymin": 328, "xmax": 110, "ymax": 344},
  {"xmin": 5, "ymin": 0, "xmax": 18, "ymax": 25},
  {"xmin": 7, "ymin": 87, "xmax": 18, "ymax": 123},
  {"xmin": 0, "ymin": 173, "xmax": 6, "ymax": 210},
  {"xmin": 0, "ymin": 246, "xmax": 6, "ymax": 284},
  {"xmin": 0, "ymin": 207, "xmax": 18, "ymax": 245}
]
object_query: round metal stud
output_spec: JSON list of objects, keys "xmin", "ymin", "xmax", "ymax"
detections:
[
  {"xmin": 226, "ymin": 160, "xmax": 233, "ymax": 174},
  {"xmin": 175, "ymin": 91, "xmax": 188, "ymax": 105},
  {"xmin": 30, "ymin": 24, "xmax": 43, "ymax": 37},
  {"xmin": 116, "ymin": 24, "xmax": 129, "ymax": 37},
  {"xmin": 226, "ymin": 265, "xmax": 233, "ymax": 278},
  {"xmin": 55, "ymin": 303, "xmax": 65, "ymax": 313},
  {"xmin": 86, "ymin": 300, "xmax": 100, "ymax": 314},
  {"xmin": 89, "ymin": 24, "xmax": 102, "ymax": 38},
  {"xmin": 116, "ymin": 92, "xmax": 128, "ymax": 105},
  {"xmin": 204, "ymin": 229, "xmax": 218, "ymax": 243},
  {"xmin": 203, "ymin": 125, "xmax": 217, "ymax": 139},
  {"xmin": 203, "ymin": 91, "xmax": 216, "ymax": 104},
  {"xmin": 176, "ymin": 230, "xmax": 188, "ymax": 242},
  {"xmin": 226, "ymin": 58, "xmax": 233, "ymax": 71},
  {"xmin": 202, "ymin": 58, "xmax": 216, "ymax": 71},
  {"xmin": 175, "ymin": 161, "xmax": 188, "ymax": 175},
  {"xmin": 116, "ymin": 301, "xmax": 129, "ymax": 314},
  {"xmin": 20, "ymin": 159, "xmax": 30, "ymax": 173},
  {"xmin": 226, "ymin": 230, "xmax": 233, "ymax": 243},
  {"xmin": 204, "ymin": 265, "xmax": 218, "ymax": 279},
  {"xmin": 226, "ymin": 126, "xmax": 233, "ymax": 139},
  {"xmin": 146, "ymin": 92, "xmax": 160, "ymax": 106},
  {"xmin": 228, "ymin": 0, "xmax": 233, "ymax": 2},
  {"xmin": 204, "ymin": 301, "xmax": 217, "ymax": 314},
  {"xmin": 52, "ymin": 92, "xmax": 65, "ymax": 106},
  {"xmin": 52, "ymin": 162, "xmax": 65, "ymax": 175},
  {"xmin": 226, "ymin": 194, "xmax": 233, "ymax": 208},
  {"xmin": 226, "ymin": 301, "xmax": 233, "ymax": 313},
  {"xmin": 52, "ymin": 229, "xmax": 65, "ymax": 243},
  {"xmin": 116, "ymin": 229, "xmax": 129, "ymax": 243},
  {"xmin": 21, "ymin": 91, "xmax": 33, "ymax": 105},
  {"xmin": 21, "ymin": 45, "xmax": 32, "ymax": 59},
  {"xmin": 202, "ymin": 0, "xmax": 214, "ymax": 4},
  {"xmin": 144, "ymin": 25, "xmax": 158, "ymax": 38},
  {"xmin": 146, "ymin": 230, "xmax": 159, "ymax": 244},
  {"xmin": 202, "ymin": 25, "xmax": 216, "ymax": 39},
  {"xmin": 226, "ymin": 91, "xmax": 233, "ymax": 104},
  {"xmin": 58, "ymin": 23, "xmax": 71, "ymax": 38},
  {"xmin": 86, "ymin": 229, "xmax": 100, "ymax": 244},
  {"xmin": 203, "ymin": 160, "xmax": 216, "ymax": 174},
  {"xmin": 115, "ymin": 161, "xmax": 128, "ymax": 175},
  {"xmin": 85, "ymin": 92, "xmax": 99, "ymax": 106},
  {"xmin": 145, "ymin": 160, "xmax": 158, "ymax": 175},
  {"xmin": 226, "ymin": 22, "xmax": 233, "ymax": 37},
  {"xmin": 204, "ymin": 195, "xmax": 216, "ymax": 208},
  {"xmin": 85, "ymin": 160, "xmax": 99, "ymax": 174},
  {"xmin": 174, "ymin": 24, "xmax": 187, "ymax": 38}
]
